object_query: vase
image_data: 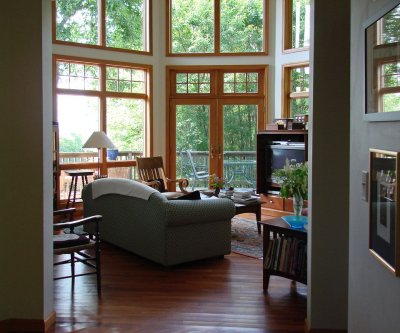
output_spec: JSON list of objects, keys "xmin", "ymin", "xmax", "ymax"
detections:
[
  {"xmin": 292, "ymin": 193, "xmax": 303, "ymax": 216},
  {"xmin": 214, "ymin": 187, "xmax": 221, "ymax": 197}
]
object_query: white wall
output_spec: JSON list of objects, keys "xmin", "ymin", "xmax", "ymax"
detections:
[
  {"xmin": 0, "ymin": 0, "xmax": 53, "ymax": 322},
  {"xmin": 307, "ymin": 0, "xmax": 350, "ymax": 330},
  {"xmin": 349, "ymin": 0, "xmax": 400, "ymax": 332}
]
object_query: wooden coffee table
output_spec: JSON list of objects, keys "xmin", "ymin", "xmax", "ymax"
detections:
[{"xmin": 234, "ymin": 199, "xmax": 263, "ymax": 234}]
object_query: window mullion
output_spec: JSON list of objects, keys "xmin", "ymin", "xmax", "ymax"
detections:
[
  {"xmin": 215, "ymin": 0, "xmax": 221, "ymax": 54},
  {"xmin": 100, "ymin": 0, "xmax": 106, "ymax": 47}
]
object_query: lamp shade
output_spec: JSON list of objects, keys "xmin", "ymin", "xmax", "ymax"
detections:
[{"xmin": 83, "ymin": 131, "xmax": 116, "ymax": 149}]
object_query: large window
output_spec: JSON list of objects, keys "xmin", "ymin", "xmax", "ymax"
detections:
[
  {"xmin": 374, "ymin": 5, "xmax": 400, "ymax": 113},
  {"xmin": 168, "ymin": 0, "xmax": 267, "ymax": 55},
  {"xmin": 168, "ymin": 66, "xmax": 267, "ymax": 190},
  {"xmin": 282, "ymin": 63, "xmax": 310, "ymax": 117},
  {"xmin": 53, "ymin": 0, "xmax": 151, "ymax": 53},
  {"xmin": 54, "ymin": 56, "xmax": 151, "ymax": 199},
  {"xmin": 283, "ymin": 0, "xmax": 310, "ymax": 52},
  {"xmin": 377, "ymin": 60, "xmax": 400, "ymax": 113}
]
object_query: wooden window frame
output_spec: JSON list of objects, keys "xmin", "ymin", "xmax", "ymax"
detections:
[
  {"xmin": 166, "ymin": 65, "xmax": 268, "ymax": 177},
  {"xmin": 282, "ymin": 62, "xmax": 310, "ymax": 118},
  {"xmin": 52, "ymin": 0, "xmax": 153, "ymax": 55},
  {"xmin": 166, "ymin": 0, "xmax": 269, "ymax": 57},
  {"xmin": 53, "ymin": 55, "xmax": 153, "ymax": 176},
  {"xmin": 376, "ymin": 57, "xmax": 400, "ymax": 113},
  {"xmin": 283, "ymin": 0, "xmax": 310, "ymax": 53}
]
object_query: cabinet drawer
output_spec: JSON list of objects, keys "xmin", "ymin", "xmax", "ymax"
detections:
[{"xmin": 261, "ymin": 195, "xmax": 284, "ymax": 210}]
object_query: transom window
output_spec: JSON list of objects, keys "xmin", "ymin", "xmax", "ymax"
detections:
[
  {"xmin": 283, "ymin": 0, "xmax": 310, "ymax": 52},
  {"xmin": 223, "ymin": 72, "xmax": 259, "ymax": 94},
  {"xmin": 168, "ymin": 0, "xmax": 267, "ymax": 55},
  {"xmin": 106, "ymin": 67, "xmax": 146, "ymax": 93},
  {"xmin": 282, "ymin": 63, "xmax": 310, "ymax": 117},
  {"xmin": 53, "ymin": 0, "xmax": 151, "ymax": 53},
  {"xmin": 176, "ymin": 73, "xmax": 211, "ymax": 94},
  {"xmin": 57, "ymin": 62, "xmax": 101, "ymax": 91}
]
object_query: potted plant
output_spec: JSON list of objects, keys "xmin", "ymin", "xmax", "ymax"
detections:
[
  {"xmin": 272, "ymin": 159, "xmax": 308, "ymax": 216},
  {"xmin": 209, "ymin": 174, "xmax": 225, "ymax": 196}
]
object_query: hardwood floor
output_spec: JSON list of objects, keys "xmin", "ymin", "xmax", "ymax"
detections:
[{"xmin": 50, "ymin": 216, "xmax": 307, "ymax": 333}]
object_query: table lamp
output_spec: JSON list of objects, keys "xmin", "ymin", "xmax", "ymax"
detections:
[{"xmin": 83, "ymin": 131, "xmax": 116, "ymax": 176}]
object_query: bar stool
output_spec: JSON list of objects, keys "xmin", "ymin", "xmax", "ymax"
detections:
[{"xmin": 65, "ymin": 170, "xmax": 94, "ymax": 208}]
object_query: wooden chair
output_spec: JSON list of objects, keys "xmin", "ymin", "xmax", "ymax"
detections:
[
  {"xmin": 136, "ymin": 156, "xmax": 190, "ymax": 198},
  {"xmin": 53, "ymin": 210, "xmax": 102, "ymax": 295}
]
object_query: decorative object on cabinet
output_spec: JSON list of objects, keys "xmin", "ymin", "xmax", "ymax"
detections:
[
  {"xmin": 272, "ymin": 160, "xmax": 308, "ymax": 216},
  {"xmin": 369, "ymin": 149, "xmax": 400, "ymax": 276},
  {"xmin": 364, "ymin": 0, "xmax": 400, "ymax": 121}
]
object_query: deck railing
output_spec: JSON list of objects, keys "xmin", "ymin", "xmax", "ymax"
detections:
[{"xmin": 58, "ymin": 150, "xmax": 256, "ymax": 200}]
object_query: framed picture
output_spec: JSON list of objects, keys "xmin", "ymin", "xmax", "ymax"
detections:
[
  {"xmin": 369, "ymin": 149, "xmax": 400, "ymax": 275},
  {"xmin": 363, "ymin": 0, "xmax": 400, "ymax": 122}
]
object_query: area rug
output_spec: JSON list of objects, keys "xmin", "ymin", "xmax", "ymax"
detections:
[{"xmin": 231, "ymin": 217, "xmax": 263, "ymax": 259}]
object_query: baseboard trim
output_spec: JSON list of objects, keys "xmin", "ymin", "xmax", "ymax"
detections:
[
  {"xmin": 0, "ymin": 311, "xmax": 56, "ymax": 333},
  {"xmin": 305, "ymin": 318, "xmax": 348, "ymax": 333}
]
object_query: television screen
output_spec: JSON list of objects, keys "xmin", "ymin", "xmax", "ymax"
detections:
[{"xmin": 266, "ymin": 142, "xmax": 305, "ymax": 183}]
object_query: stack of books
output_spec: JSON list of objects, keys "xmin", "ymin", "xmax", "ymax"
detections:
[{"xmin": 232, "ymin": 190, "xmax": 259, "ymax": 204}]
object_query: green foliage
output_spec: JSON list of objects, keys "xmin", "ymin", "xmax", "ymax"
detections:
[
  {"xmin": 107, "ymin": 98, "xmax": 144, "ymax": 151},
  {"xmin": 291, "ymin": 98, "xmax": 309, "ymax": 116},
  {"xmin": 272, "ymin": 159, "xmax": 308, "ymax": 199},
  {"xmin": 171, "ymin": 0, "xmax": 263, "ymax": 54},
  {"xmin": 56, "ymin": 0, "xmax": 99, "ymax": 45},
  {"xmin": 382, "ymin": 4, "xmax": 400, "ymax": 44},
  {"xmin": 59, "ymin": 133, "xmax": 84, "ymax": 152},
  {"xmin": 291, "ymin": 0, "xmax": 310, "ymax": 49},
  {"xmin": 106, "ymin": 0, "xmax": 144, "ymax": 51},
  {"xmin": 56, "ymin": 0, "xmax": 146, "ymax": 51},
  {"xmin": 171, "ymin": 0, "xmax": 215, "ymax": 53},
  {"xmin": 175, "ymin": 104, "xmax": 257, "ymax": 154},
  {"xmin": 220, "ymin": 0, "xmax": 263, "ymax": 53},
  {"xmin": 223, "ymin": 105, "xmax": 256, "ymax": 151}
]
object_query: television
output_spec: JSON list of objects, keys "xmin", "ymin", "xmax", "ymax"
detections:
[{"xmin": 266, "ymin": 141, "xmax": 306, "ymax": 188}]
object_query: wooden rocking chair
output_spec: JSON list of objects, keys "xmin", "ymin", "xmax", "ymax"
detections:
[{"xmin": 136, "ymin": 156, "xmax": 190, "ymax": 199}]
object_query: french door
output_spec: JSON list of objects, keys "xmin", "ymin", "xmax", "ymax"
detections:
[
  {"xmin": 169, "ymin": 98, "xmax": 263, "ymax": 190},
  {"xmin": 167, "ymin": 66, "xmax": 267, "ymax": 191}
]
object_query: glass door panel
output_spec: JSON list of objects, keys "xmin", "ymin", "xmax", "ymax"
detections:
[
  {"xmin": 57, "ymin": 94, "xmax": 99, "ymax": 199},
  {"xmin": 175, "ymin": 104, "xmax": 211, "ymax": 191},
  {"xmin": 106, "ymin": 97, "xmax": 145, "ymax": 179},
  {"xmin": 221, "ymin": 103, "xmax": 258, "ymax": 189}
]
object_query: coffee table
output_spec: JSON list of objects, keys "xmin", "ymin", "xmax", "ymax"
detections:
[
  {"xmin": 200, "ymin": 191, "xmax": 263, "ymax": 233},
  {"xmin": 234, "ymin": 199, "xmax": 262, "ymax": 234}
]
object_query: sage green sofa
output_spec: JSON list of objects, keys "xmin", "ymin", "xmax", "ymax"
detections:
[{"xmin": 82, "ymin": 178, "xmax": 235, "ymax": 266}]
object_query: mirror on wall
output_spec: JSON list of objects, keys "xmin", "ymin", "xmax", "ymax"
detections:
[{"xmin": 364, "ymin": 0, "xmax": 400, "ymax": 121}]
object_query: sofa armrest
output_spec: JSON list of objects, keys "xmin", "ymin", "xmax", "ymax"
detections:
[{"xmin": 164, "ymin": 198, "xmax": 235, "ymax": 226}]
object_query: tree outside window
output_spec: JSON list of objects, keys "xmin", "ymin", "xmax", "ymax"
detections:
[
  {"xmin": 169, "ymin": 0, "xmax": 266, "ymax": 55},
  {"xmin": 54, "ymin": 0, "xmax": 150, "ymax": 52},
  {"xmin": 283, "ymin": 63, "xmax": 310, "ymax": 117},
  {"xmin": 284, "ymin": 0, "xmax": 310, "ymax": 51}
]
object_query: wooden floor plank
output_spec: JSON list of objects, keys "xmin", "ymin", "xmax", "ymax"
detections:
[{"xmin": 50, "ymin": 216, "xmax": 307, "ymax": 333}]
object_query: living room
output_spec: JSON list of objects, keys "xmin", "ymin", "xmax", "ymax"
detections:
[{"xmin": 2, "ymin": 1, "xmax": 400, "ymax": 333}]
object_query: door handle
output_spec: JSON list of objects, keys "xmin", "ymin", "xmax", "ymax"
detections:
[
  {"xmin": 210, "ymin": 144, "xmax": 215, "ymax": 159},
  {"xmin": 218, "ymin": 145, "xmax": 222, "ymax": 159}
]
